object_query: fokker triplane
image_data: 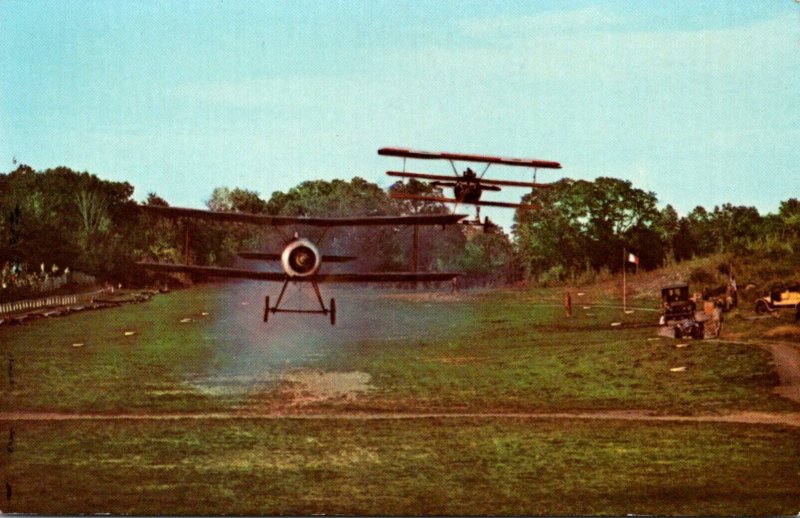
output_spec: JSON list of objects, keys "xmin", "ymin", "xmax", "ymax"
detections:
[
  {"xmin": 380, "ymin": 147, "xmax": 561, "ymax": 229},
  {"xmin": 137, "ymin": 205, "xmax": 465, "ymax": 325}
]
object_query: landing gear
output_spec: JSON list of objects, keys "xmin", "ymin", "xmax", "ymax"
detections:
[{"xmin": 262, "ymin": 280, "xmax": 336, "ymax": 325}]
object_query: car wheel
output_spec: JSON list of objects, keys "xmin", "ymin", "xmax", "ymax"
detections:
[{"xmin": 692, "ymin": 324, "xmax": 704, "ymax": 340}]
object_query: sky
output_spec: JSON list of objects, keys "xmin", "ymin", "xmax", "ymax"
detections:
[{"xmin": 1, "ymin": 1, "xmax": 799, "ymax": 230}]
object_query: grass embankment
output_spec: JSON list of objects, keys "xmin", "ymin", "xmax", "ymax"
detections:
[
  {"xmin": 1, "ymin": 284, "xmax": 795, "ymax": 414},
  {"xmin": 3, "ymin": 418, "xmax": 799, "ymax": 515}
]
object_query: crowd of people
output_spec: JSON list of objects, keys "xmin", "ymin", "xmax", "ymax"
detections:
[{"xmin": 1, "ymin": 261, "xmax": 69, "ymax": 292}]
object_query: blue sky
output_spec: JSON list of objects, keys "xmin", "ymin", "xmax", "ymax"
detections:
[{"xmin": 1, "ymin": 1, "xmax": 798, "ymax": 229}]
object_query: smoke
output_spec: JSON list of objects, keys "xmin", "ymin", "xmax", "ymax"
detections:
[{"xmin": 188, "ymin": 280, "xmax": 461, "ymax": 397}]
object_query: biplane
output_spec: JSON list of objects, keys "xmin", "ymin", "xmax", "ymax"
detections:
[
  {"xmin": 136, "ymin": 205, "xmax": 466, "ymax": 325},
  {"xmin": 380, "ymin": 147, "xmax": 562, "ymax": 228}
]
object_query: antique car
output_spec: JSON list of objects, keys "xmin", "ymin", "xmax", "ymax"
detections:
[
  {"xmin": 660, "ymin": 282, "xmax": 704, "ymax": 339},
  {"xmin": 754, "ymin": 283, "xmax": 800, "ymax": 316},
  {"xmin": 660, "ymin": 283, "xmax": 696, "ymax": 323}
]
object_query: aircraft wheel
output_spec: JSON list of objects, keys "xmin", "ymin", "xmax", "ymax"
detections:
[
  {"xmin": 330, "ymin": 298, "xmax": 336, "ymax": 326},
  {"xmin": 755, "ymin": 300, "xmax": 769, "ymax": 314},
  {"xmin": 674, "ymin": 326, "xmax": 682, "ymax": 339},
  {"xmin": 263, "ymin": 296, "xmax": 270, "ymax": 323}
]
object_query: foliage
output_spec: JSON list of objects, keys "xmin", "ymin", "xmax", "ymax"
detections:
[
  {"xmin": 514, "ymin": 177, "xmax": 661, "ymax": 279},
  {"xmin": 3, "ymin": 164, "xmax": 800, "ymax": 290},
  {"xmin": 0, "ymin": 165, "xmax": 139, "ymax": 282}
]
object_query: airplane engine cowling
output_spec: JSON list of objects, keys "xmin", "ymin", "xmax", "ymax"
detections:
[{"xmin": 281, "ymin": 238, "xmax": 321, "ymax": 277}]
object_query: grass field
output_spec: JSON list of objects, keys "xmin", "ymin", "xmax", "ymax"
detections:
[
  {"xmin": 2, "ymin": 282, "xmax": 799, "ymax": 514},
  {"xmin": 4, "ymin": 418, "xmax": 799, "ymax": 515}
]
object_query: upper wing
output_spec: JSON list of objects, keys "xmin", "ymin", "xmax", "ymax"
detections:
[
  {"xmin": 379, "ymin": 147, "xmax": 562, "ymax": 169},
  {"xmin": 137, "ymin": 262, "xmax": 288, "ymax": 281},
  {"xmin": 139, "ymin": 205, "xmax": 467, "ymax": 226}
]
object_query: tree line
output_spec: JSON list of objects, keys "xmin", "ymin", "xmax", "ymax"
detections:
[
  {"xmin": 514, "ymin": 177, "xmax": 800, "ymax": 285},
  {"xmin": 1, "ymin": 165, "xmax": 798, "ymax": 296}
]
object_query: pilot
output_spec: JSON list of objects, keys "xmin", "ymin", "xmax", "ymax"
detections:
[{"xmin": 463, "ymin": 168, "xmax": 477, "ymax": 181}]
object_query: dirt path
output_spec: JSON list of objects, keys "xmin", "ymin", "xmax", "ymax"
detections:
[{"xmin": 2, "ymin": 409, "xmax": 800, "ymax": 427}]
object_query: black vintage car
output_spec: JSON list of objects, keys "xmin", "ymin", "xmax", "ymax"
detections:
[
  {"xmin": 660, "ymin": 282, "xmax": 704, "ymax": 339},
  {"xmin": 661, "ymin": 283, "xmax": 696, "ymax": 322}
]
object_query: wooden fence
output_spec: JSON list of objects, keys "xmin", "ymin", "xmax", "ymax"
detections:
[{"xmin": 0, "ymin": 288, "xmax": 114, "ymax": 316}]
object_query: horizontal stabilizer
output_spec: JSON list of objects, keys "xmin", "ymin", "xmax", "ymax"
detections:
[
  {"xmin": 238, "ymin": 251, "xmax": 357, "ymax": 263},
  {"xmin": 138, "ymin": 262, "xmax": 288, "ymax": 281},
  {"xmin": 237, "ymin": 252, "xmax": 281, "ymax": 261}
]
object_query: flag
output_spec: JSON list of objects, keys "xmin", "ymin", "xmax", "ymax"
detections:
[{"xmin": 627, "ymin": 252, "xmax": 639, "ymax": 265}]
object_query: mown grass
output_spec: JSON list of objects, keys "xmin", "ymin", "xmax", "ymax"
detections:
[
  {"xmin": 2, "ymin": 284, "xmax": 799, "ymax": 515},
  {"xmin": 1, "ymin": 283, "xmax": 796, "ymax": 414},
  {"xmin": 311, "ymin": 290, "xmax": 794, "ymax": 413},
  {"xmin": 0, "ymin": 285, "xmax": 236, "ymax": 413},
  {"xmin": 3, "ymin": 417, "xmax": 799, "ymax": 515}
]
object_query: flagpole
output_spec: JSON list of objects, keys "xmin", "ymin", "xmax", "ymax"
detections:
[{"xmin": 623, "ymin": 247, "xmax": 627, "ymax": 313}]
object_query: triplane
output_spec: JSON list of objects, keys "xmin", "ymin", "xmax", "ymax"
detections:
[
  {"xmin": 379, "ymin": 147, "xmax": 561, "ymax": 229},
  {"xmin": 137, "ymin": 205, "xmax": 465, "ymax": 325}
]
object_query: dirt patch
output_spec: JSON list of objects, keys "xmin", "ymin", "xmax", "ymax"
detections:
[{"xmin": 280, "ymin": 370, "xmax": 373, "ymax": 406}]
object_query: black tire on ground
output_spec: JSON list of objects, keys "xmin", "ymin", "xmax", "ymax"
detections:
[
  {"xmin": 674, "ymin": 326, "xmax": 682, "ymax": 339},
  {"xmin": 263, "ymin": 296, "xmax": 270, "ymax": 323},
  {"xmin": 755, "ymin": 300, "xmax": 769, "ymax": 314},
  {"xmin": 692, "ymin": 323, "xmax": 704, "ymax": 340},
  {"xmin": 330, "ymin": 298, "xmax": 336, "ymax": 326}
]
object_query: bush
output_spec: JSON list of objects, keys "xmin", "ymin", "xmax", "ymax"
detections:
[
  {"xmin": 538, "ymin": 265, "xmax": 566, "ymax": 286},
  {"xmin": 689, "ymin": 266, "xmax": 716, "ymax": 286}
]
